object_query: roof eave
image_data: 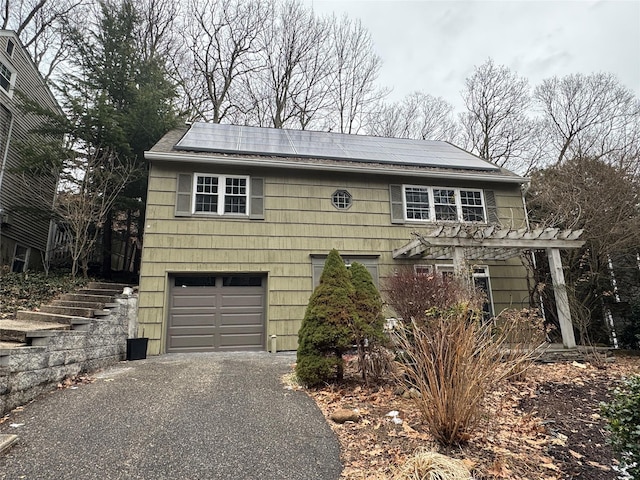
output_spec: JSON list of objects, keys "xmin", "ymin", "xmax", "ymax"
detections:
[{"xmin": 144, "ymin": 150, "xmax": 529, "ymax": 184}]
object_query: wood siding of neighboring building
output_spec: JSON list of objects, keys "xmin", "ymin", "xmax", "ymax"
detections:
[
  {"xmin": 0, "ymin": 31, "xmax": 60, "ymax": 269},
  {"xmin": 138, "ymin": 160, "xmax": 530, "ymax": 354}
]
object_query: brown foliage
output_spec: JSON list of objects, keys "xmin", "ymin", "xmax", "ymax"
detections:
[
  {"xmin": 383, "ymin": 268, "xmax": 482, "ymax": 326},
  {"xmin": 393, "ymin": 306, "xmax": 545, "ymax": 446}
]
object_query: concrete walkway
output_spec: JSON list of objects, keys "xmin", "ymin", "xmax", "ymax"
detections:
[{"xmin": 0, "ymin": 352, "xmax": 342, "ymax": 480}]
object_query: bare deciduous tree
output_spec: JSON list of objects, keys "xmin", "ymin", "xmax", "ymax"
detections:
[
  {"xmin": 326, "ymin": 15, "xmax": 385, "ymax": 134},
  {"xmin": 134, "ymin": 0, "xmax": 180, "ymax": 61},
  {"xmin": 243, "ymin": 0, "xmax": 329, "ymax": 129},
  {"xmin": 1, "ymin": 0, "xmax": 85, "ymax": 82},
  {"xmin": 366, "ymin": 92, "xmax": 458, "ymax": 141},
  {"xmin": 55, "ymin": 148, "xmax": 136, "ymax": 278},
  {"xmin": 175, "ymin": 0, "xmax": 266, "ymax": 123},
  {"xmin": 534, "ymin": 72, "xmax": 640, "ymax": 166},
  {"xmin": 459, "ymin": 58, "xmax": 532, "ymax": 171}
]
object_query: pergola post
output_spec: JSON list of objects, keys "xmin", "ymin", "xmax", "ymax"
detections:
[
  {"xmin": 547, "ymin": 247, "xmax": 576, "ymax": 349},
  {"xmin": 452, "ymin": 247, "xmax": 467, "ymax": 281}
]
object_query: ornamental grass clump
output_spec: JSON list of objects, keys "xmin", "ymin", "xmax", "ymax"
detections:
[
  {"xmin": 387, "ymin": 271, "xmax": 545, "ymax": 445},
  {"xmin": 394, "ymin": 449, "xmax": 471, "ymax": 480},
  {"xmin": 393, "ymin": 306, "xmax": 545, "ymax": 446}
]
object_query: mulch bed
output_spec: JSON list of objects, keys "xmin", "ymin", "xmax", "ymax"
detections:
[{"xmin": 304, "ymin": 354, "xmax": 640, "ymax": 479}]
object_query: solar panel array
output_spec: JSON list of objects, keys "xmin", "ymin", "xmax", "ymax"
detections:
[{"xmin": 175, "ymin": 123, "xmax": 500, "ymax": 172}]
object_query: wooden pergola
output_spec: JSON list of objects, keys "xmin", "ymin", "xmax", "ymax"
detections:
[{"xmin": 393, "ymin": 226, "xmax": 585, "ymax": 349}]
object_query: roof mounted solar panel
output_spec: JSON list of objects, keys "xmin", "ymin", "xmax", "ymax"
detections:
[{"xmin": 174, "ymin": 122, "xmax": 501, "ymax": 171}]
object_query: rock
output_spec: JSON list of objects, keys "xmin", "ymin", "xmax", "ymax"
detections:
[
  {"xmin": 330, "ymin": 408, "xmax": 360, "ymax": 424},
  {"xmin": 393, "ymin": 386, "xmax": 406, "ymax": 396}
]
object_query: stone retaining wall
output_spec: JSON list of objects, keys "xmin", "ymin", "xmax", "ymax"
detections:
[{"xmin": 0, "ymin": 295, "xmax": 137, "ymax": 415}]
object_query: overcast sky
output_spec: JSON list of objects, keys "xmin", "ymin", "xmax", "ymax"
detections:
[{"xmin": 306, "ymin": 0, "xmax": 640, "ymax": 112}]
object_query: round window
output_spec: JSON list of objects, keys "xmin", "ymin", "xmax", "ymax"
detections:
[{"xmin": 332, "ymin": 190, "xmax": 352, "ymax": 210}]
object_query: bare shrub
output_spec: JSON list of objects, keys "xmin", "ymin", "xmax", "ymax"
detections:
[
  {"xmin": 393, "ymin": 305, "xmax": 545, "ymax": 446},
  {"xmin": 359, "ymin": 344, "xmax": 396, "ymax": 382},
  {"xmin": 383, "ymin": 267, "xmax": 482, "ymax": 326}
]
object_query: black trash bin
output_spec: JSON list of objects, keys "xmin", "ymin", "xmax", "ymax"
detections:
[{"xmin": 126, "ymin": 338, "xmax": 149, "ymax": 361}]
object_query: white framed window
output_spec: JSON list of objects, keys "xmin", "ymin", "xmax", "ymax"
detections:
[
  {"xmin": 414, "ymin": 264, "xmax": 433, "ymax": 276},
  {"xmin": 402, "ymin": 185, "xmax": 486, "ymax": 223},
  {"xmin": 0, "ymin": 60, "xmax": 14, "ymax": 95},
  {"xmin": 472, "ymin": 266, "xmax": 495, "ymax": 319},
  {"xmin": 6, "ymin": 39, "xmax": 14, "ymax": 57},
  {"xmin": 435, "ymin": 264, "xmax": 455, "ymax": 280},
  {"xmin": 193, "ymin": 174, "xmax": 249, "ymax": 215},
  {"xmin": 12, "ymin": 245, "xmax": 29, "ymax": 272}
]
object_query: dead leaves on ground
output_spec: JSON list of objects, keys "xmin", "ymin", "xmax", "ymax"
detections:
[{"xmin": 307, "ymin": 356, "xmax": 640, "ymax": 479}]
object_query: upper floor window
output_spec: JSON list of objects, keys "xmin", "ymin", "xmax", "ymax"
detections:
[
  {"xmin": 194, "ymin": 174, "xmax": 248, "ymax": 215},
  {"xmin": 0, "ymin": 60, "xmax": 13, "ymax": 93},
  {"xmin": 6, "ymin": 39, "xmax": 14, "ymax": 57},
  {"xmin": 402, "ymin": 185, "xmax": 486, "ymax": 223}
]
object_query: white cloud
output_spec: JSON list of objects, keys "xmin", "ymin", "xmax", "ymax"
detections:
[{"xmin": 308, "ymin": 0, "xmax": 640, "ymax": 112}]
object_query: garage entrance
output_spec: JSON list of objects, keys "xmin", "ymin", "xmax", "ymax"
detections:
[{"xmin": 167, "ymin": 274, "xmax": 266, "ymax": 352}]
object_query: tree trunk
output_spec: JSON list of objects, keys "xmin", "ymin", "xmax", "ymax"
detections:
[{"xmin": 102, "ymin": 210, "xmax": 112, "ymax": 279}]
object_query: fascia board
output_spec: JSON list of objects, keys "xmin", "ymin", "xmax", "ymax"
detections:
[{"xmin": 145, "ymin": 151, "xmax": 530, "ymax": 185}]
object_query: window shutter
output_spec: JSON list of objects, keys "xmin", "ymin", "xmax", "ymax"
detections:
[
  {"xmin": 389, "ymin": 184, "xmax": 405, "ymax": 224},
  {"xmin": 175, "ymin": 173, "xmax": 193, "ymax": 217},
  {"xmin": 249, "ymin": 177, "xmax": 265, "ymax": 220},
  {"xmin": 484, "ymin": 190, "xmax": 500, "ymax": 225}
]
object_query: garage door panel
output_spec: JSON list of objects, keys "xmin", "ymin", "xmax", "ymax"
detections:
[
  {"xmin": 172, "ymin": 294, "xmax": 217, "ymax": 308},
  {"xmin": 220, "ymin": 313, "xmax": 263, "ymax": 327},
  {"xmin": 170, "ymin": 314, "xmax": 216, "ymax": 327},
  {"xmin": 168, "ymin": 334, "xmax": 215, "ymax": 349},
  {"xmin": 219, "ymin": 333, "xmax": 265, "ymax": 348},
  {"xmin": 168, "ymin": 274, "xmax": 265, "ymax": 352},
  {"xmin": 220, "ymin": 293, "xmax": 263, "ymax": 307}
]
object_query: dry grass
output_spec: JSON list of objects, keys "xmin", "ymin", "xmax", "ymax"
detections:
[
  {"xmin": 393, "ymin": 450, "xmax": 471, "ymax": 480},
  {"xmin": 393, "ymin": 306, "xmax": 544, "ymax": 446}
]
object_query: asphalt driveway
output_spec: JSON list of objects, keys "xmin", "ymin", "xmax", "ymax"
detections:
[{"xmin": 0, "ymin": 352, "xmax": 342, "ymax": 480}]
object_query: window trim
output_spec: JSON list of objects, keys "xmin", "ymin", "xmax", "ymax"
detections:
[
  {"xmin": 472, "ymin": 265, "xmax": 495, "ymax": 319},
  {"xmin": 5, "ymin": 39, "xmax": 14, "ymax": 58},
  {"xmin": 0, "ymin": 59, "xmax": 15, "ymax": 97},
  {"xmin": 402, "ymin": 185, "xmax": 487, "ymax": 223},
  {"xmin": 192, "ymin": 173, "xmax": 250, "ymax": 216},
  {"xmin": 12, "ymin": 244, "xmax": 30, "ymax": 273},
  {"xmin": 414, "ymin": 264, "xmax": 433, "ymax": 276}
]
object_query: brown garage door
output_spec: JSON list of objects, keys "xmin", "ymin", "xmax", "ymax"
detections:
[{"xmin": 168, "ymin": 274, "xmax": 265, "ymax": 352}]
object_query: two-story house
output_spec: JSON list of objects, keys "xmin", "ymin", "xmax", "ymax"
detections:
[
  {"xmin": 0, "ymin": 30, "xmax": 61, "ymax": 272},
  {"xmin": 138, "ymin": 122, "xmax": 584, "ymax": 355}
]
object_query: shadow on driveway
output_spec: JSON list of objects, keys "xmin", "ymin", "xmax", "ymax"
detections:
[{"xmin": 0, "ymin": 352, "xmax": 342, "ymax": 480}]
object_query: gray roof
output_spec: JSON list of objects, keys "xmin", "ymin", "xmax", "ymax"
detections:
[
  {"xmin": 176, "ymin": 122, "xmax": 500, "ymax": 172},
  {"xmin": 147, "ymin": 123, "xmax": 526, "ymax": 183}
]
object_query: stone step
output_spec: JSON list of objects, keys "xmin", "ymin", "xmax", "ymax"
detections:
[
  {"xmin": 51, "ymin": 300, "xmax": 106, "ymax": 309},
  {"xmin": 16, "ymin": 311, "xmax": 93, "ymax": 326},
  {"xmin": 61, "ymin": 293, "xmax": 114, "ymax": 303},
  {"xmin": 0, "ymin": 319, "xmax": 70, "ymax": 343},
  {"xmin": 0, "ymin": 340, "xmax": 27, "ymax": 351},
  {"xmin": 78, "ymin": 288, "xmax": 123, "ymax": 297},
  {"xmin": 40, "ymin": 305, "xmax": 95, "ymax": 318},
  {"xmin": 88, "ymin": 281, "xmax": 131, "ymax": 291}
]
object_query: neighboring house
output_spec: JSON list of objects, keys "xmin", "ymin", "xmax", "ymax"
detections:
[
  {"xmin": 139, "ymin": 122, "xmax": 584, "ymax": 355},
  {"xmin": 0, "ymin": 30, "xmax": 60, "ymax": 272}
]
